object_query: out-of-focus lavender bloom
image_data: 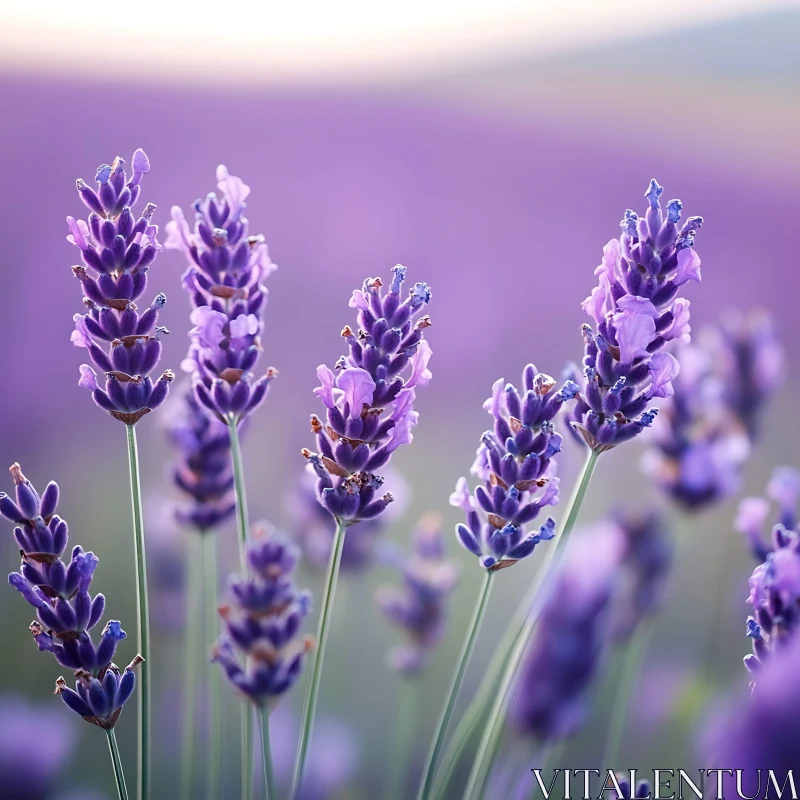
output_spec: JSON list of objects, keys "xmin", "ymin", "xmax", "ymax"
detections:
[
  {"xmin": 304, "ymin": 266, "xmax": 432, "ymax": 526},
  {"xmin": 287, "ymin": 465, "xmax": 408, "ymax": 573},
  {"xmin": 214, "ymin": 525, "xmax": 312, "ymax": 705},
  {"xmin": 166, "ymin": 166, "xmax": 277, "ymax": 423},
  {"xmin": 571, "ymin": 180, "xmax": 702, "ymax": 452},
  {"xmin": 452, "ymin": 365, "xmax": 575, "ymax": 570},
  {"xmin": 509, "ymin": 526, "xmax": 623, "ymax": 740},
  {"xmin": 68, "ymin": 150, "xmax": 174, "ymax": 425},
  {"xmin": 0, "ymin": 464, "xmax": 141, "ymax": 729},
  {"xmin": 610, "ymin": 511, "xmax": 674, "ymax": 642},
  {"xmin": 143, "ymin": 498, "xmax": 186, "ymax": 631},
  {"xmin": 165, "ymin": 388, "xmax": 236, "ymax": 532},
  {"xmin": 0, "ymin": 693, "xmax": 77, "ymax": 799},
  {"xmin": 376, "ymin": 512, "xmax": 460, "ymax": 674}
]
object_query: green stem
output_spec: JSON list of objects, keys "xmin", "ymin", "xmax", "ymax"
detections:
[
  {"xmin": 388, "ymin": 678, "xmax": 419, "ymax": 800},
  {"xmin": 226, "ymin": 417, "xmax": 250, "ymax": 571},
  {"xmin": 242, "ymin": 704, "xmax": 253, "ymax": 800},
  {"xmin": 600, "ymin": 624, "xmax": 653, "ymax": 772},
  {"xmin": 180, "ymin": 537, "xmax": 202, "ymax": 800},
  {"xmin": 125, "ymin": 424, "xmax": 151, "ymax": 800},
  {"xmin": 204, "ymin": 534, "xmax": 222, "ymax": 800},
  {"xmin": 260, "ymin": 707, "xmax": 276, "ymax": 800},
  {"xmin": 290, "ymin": 518, "xmax": 347, "ymax": 798},
  {"xmin": 462, "ymin": 449, "xmax": 600, "ymax": 800},
  {"xmin": 416, "ymin": 570, "xmax": 495, "ymax": 800},
  {"xmin": 107, "ymin": 729, "xmax": 130, "ymax": 800}
]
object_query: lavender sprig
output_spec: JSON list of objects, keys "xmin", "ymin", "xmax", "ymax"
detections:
[
  {"xmin": 68, "ymin": 150, "xmax": 174, "ymax": 425},
  {"xmin": 571, "ymin": 179, "xmax": 703, "ymax": 452}
]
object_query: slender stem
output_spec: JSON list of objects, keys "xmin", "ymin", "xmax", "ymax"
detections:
[
  {"xmin": 125, "ymin": 424, "xmax": 151, "ymax": 800},
  {"xmin": 204, "ymin": 534, "xmax": 222, "ymax": 800},
  {"xmin": 463, "ymin": 449, "xmax": 600, "ymax": 800},
  {"xmin": 388, "ymin": 678, "xmax": 419, "ymax": 800},
  {"xmin": 180, "ymin": 537, "xmax": 202, "ymax": 800},
  {"xmin": 290, "ymin": 518, "xmax": 347, "ymax": 798},
  {"xmin": 600, "ymin": 623, "xmax": 653, "ymax": 773},
  {"xmin": 260, "ymin": 707, "xmax": 276, "ymax": 800},
  {"xmin": 242, "ymin": 705, "xmax": 253, "ymax": 800},
  {"xmin": 416, "ymin": 570, "xmax": 495, "ymax": 800},
  {"xmin": 107, "ymin": 729, "xmax": 131, "ymax": 800},
  {"xmin": 226, "ymin": 417, "xmax": 250, "ymax": 572}
]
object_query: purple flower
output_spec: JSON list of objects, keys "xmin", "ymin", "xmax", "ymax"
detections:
[
  {"xmin": 453, "ymin": 365, "xmax": 575, "ymax": 570},
  {"xmin": 166, "ymin": 165, "xmax": 277, "ymax": 423},
  {"xmin": 0, "ymin": 464, "xmax": 141, "ymax": 728},
  {"xmin": 303, "ymin": 266, "xmax": 432, "ymax": 526},
  {"xmin": 376, "ymin": 512, "xmax": 460, "ymax": 674},
  {"xmin": 214, "ymin": 526, "xmax": 312, "ymax": 705},
  {"xmin": 509, "ymin": 525, "xmax": 623, "ymax": 741},
  {"xmin": 570, "ymin": 180, "xmax": 703, "ymax": 452},
  {"xmin": 68, "ymin": 150, "xmax": 174, "ymax": 425}
]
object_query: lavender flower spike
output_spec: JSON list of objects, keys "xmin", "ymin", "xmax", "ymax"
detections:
[
  {"xmin": 570, "ymin": 179, "xmax": 703, "ymax": 452},
  {"xmin": 377, "ymin": 512, "xmax": 460, "ymax": 674},
  {"xmin": 166, "ymin": 166, "xmax": 277, "ymax": 423},
  {"xmin": 452, "ymin": 365, "xmax": 576, "ymax": 570},
  {"xmin": 68, "ymin": 149, "xmax": 174, "ymax": 425},
  {"xmin": 214, "ymin": 525, "xmax": 313, "ymax": 705},
  {"xmin": 304, "ymin": 266, "xmax": 432, "ymax": 525},
  {"xmin": 0, "ymin": 464, "xmax": 141, "ymax": 728}
]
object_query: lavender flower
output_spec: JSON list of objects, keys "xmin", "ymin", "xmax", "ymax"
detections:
[
  {"xmin": 0, "ymin": 464, "xmax": 141, "ymax": 728},
  {"xmin": 166, "ymin": 388, "xmax": 236, "ymax": 531},
  {"xmin": 166, "ymin": 166, "xmax": 277, "ymax": 423},
  {"xmin": 303, "ymin": 266, "xmax": 432, "ymax": 525},
  {"xmin": 509, "ymin": 526, "xmax": 622, "ymax": 740},
  {"xmin": 571, "ymin": 179, "xmax": 702, "ymax": 452},
  {"xmin": 613, "ymin": 776, "xmax": 652, "ymax": 799},
  {"xmin": 68, "ymin": 149, "xmax": 174, "ymax": 425},
  {"xmin": 214, "ymin": 526, "xmax": 312, "ymax": 705},
  {"xmin": 376, "ymin": 512, "xmax": 460, "ymax": 674},
  {"xmin": 451, "ymin": 365, "xmax": 576, "ymax": 570}
]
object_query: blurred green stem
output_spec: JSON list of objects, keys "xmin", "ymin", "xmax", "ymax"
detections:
[
  {"xmin": 388, "ymin": 678, "xmax": 419, "ymax": 800},
  {"xmin": 290, "ymin": 518, "xmax": 347, "ymax": 798},
  {"xmin": 107, "ymin": 729, "xmax": 130, "ymax": 800},
  {"xmin": 242, "ymin": 705, "xmax": 253, "ymax": 800},
  {"xmin": 180, "ymin": 537, "xmax": 202, "ymax": 800},
  {"xmin": 125, "ymin": 424, "xmax": 151, "ymax": 800},
  {"xmin": 260, "ymin": 707, "xmax": 276, "ymax": 800},
  {"xmin": 463, "ymin": 449, "xmax": 600, "ymax": 800},
  {"xmin": 226, "ymin": 417, "xmax": 250, "ymax": 571},
  {"xmin": 204, "ymin": 534, "xmax": 222, "ymax": 800},
  {"xmin": 416, "ymin": 570, "xmax": 495, "ymax": 800}
]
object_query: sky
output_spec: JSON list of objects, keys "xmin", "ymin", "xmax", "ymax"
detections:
[{"xmin": 2, "ymin": 0, "xmax": 798, "ymax": 82}]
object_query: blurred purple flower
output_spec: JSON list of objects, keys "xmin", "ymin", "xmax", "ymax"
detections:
[
  {"xmin": 166, "ymin": 165, "xmax": 277, "ymax": 423},
  {"xmin": 142, "ymin": 497, "xmax": 186, "ymax": 631},
  {"xmin": 509, "ymin": 525, "xmax": 623, "ymax": 741},
  {"xmin": 67, "ymin": 149, "xmax": 174, "ymax": 425},
  {"xmin": 376, "ymin": 512, "xmax": 460, "ymax": 674},
  {"xmin": 571, "ymin": 180, "xmax": 702, "ymax": 452},
  {"xmin": 304, "ymin": 266, "xmax": 432, "ymax": 525},
  {"xmin": 453, "ymin": 365, "xmax": 575, "ymax": 570},
  {"xmin": 214, "ymin": 525, "xmax": 312, "ymax": 705}
]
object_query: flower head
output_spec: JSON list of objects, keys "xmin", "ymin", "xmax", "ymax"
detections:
[
  {"xmin": 571, "ymin": 180, "xmax": 702, "ymax": 452},
  {"xmin": 68, "ymin": 150, "xmax": 173, "ymax": 424}
]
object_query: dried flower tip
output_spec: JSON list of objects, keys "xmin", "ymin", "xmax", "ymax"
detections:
[{"xmin": 9, "ymin": 463, "xmax": 25, "ymax": 486}]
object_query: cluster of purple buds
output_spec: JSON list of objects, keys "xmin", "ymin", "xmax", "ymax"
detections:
[
  {"xmin": 509, "ymin": 526, "xmax": 622, "ymax": 741},
  {"xmin": 304, "ymin": 266, "xmax": 432, "ymax": 525},
  {"xmin": 167, "ymin": 390, "xmax": 236, "ymax": 531},
  {"xmin": 610, "ymin": 512, "xmax": 673, "ymax": 642},
  {"xmin": 214, "ymin": 526, "xmax": 313, "ymax": 705},
  {"xmin": 612, "ymin": 775, "xmax": 652, "ymax": 799},
  {"xmin": 0, "ymin": 464, "xmax": 141, "ymax": 729},
  {"xmin": 735, "ymin": 468, "xmax": 800, "ymax": 679},
  {"xmin": 68, "ymin": 149, "xmax": 174, "ymax": 425},
  {"xmin": 571, "ymin": 179, "xmax": 702, "ymax": 452},
  {"xmin": 376, "ymin": 513, "xmax": 460, "ymax": 674},
  {"xmin": 166, "ymin": 166, "xmax": 277, "ymax": 423},
  {"xmin": 450, "ymin": 365, "xmax": 576, "ymax": 570}
]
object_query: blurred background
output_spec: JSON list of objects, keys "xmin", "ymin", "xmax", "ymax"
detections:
[{"xmin": 1, "ymin": 0, "xmax": 799, "ymax": 796}]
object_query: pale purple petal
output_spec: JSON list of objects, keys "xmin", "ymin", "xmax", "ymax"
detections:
[
  {"xmin": 313, "ymin": 365, "xmax": 337, "ymax": 408},
  {"xmin": 600, "ymin": 238, "xmax": 621, "ymax": 282},
  {"xmin": 216, "ymin": 165, "xmax": 250, "ymax": 217},
  {"xmin": 482, "ymin": 378, "xmax": 504, "ymax": 416},
  {"xmin": 348, "ymin": 290, "xmax": 369, "ymax": 312},
  {"xmin": 616, "ymin": 295, "xmax": 659, "ymax": 318},
  {"xmin": 648, "ymin": 352, "xmax": 680, "ymax": 399},
  {"xmin": 189, "ymin": 307, "xmax": 227, "ymax": 349},
  {"xmin": 770, "ymin": 548, "xmax": 800, "ymax": 605},
  {"xmin": 78, "ymin": 365, "xmax": 98, "ymax": 392},
  {"xmin": 66, "ymin": 216, "xmax": 90, "ymax": 250},
  {"xmin": 736, "ymin": 497, "xmax": 770, "ymax": 552},
  {"xmin": 336, "ymin": 367, "xmax": 375, "ymax": 418},
  {"xmin": 673, "ymin": 247, "xmax": 702, "ymax": 285},
  {"xmin": 164, "ymin": 206, "xmax": 193, "ymax": 255},
  {"xmin": 229, "ymin": 313, "xmax": 259, "ymax": 340},
  {"xmin": 386, "ymin": 389, "xmax": 417, "ymax": 452},
  {"xmin": 767, "ymin": 467, "xmax": 800, "ymax": 515},
  {"xmin": 406, "ymin": 340, "xmax": 433, "ymax": 389},
  {"xmin": 665, "ymin": 298, "xmax": 691, "ymax": 343},
  {"xmin": 71, "ymin": 314, "xmax": 93, "ymax": 348},
  {"xmin": 539, "ymin": 476, "xmax": 560, "ymax": 507},
  {"xmin": 581, "ymin": 275, "xmax": 611, "ymax": 325},
  {"xmin": 449, "ymin": 477, "xmax": 473, "ymax": 513},
  {"xmin": 613, "ymin": 308, "xmax": 656, "ymax": 364},
  {"xmin": 250, "ymin": 238, "xmax": 278, "ymax": 281}
]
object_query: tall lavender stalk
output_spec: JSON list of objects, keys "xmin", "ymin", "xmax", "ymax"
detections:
[
  {"xmin": 292, "ymin": 265, "xmax": 433, "ymax": 798},
  {"xmin": 1, "ymin": 465, "xmax": 142, "ymax": 800},
  {"xmin": 166, "ymin": 165, "xmax": 277, "ymax": 799},
  {"xmin": 67, "ymin": 150, "xmax": 173, "ymax": 800}
]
